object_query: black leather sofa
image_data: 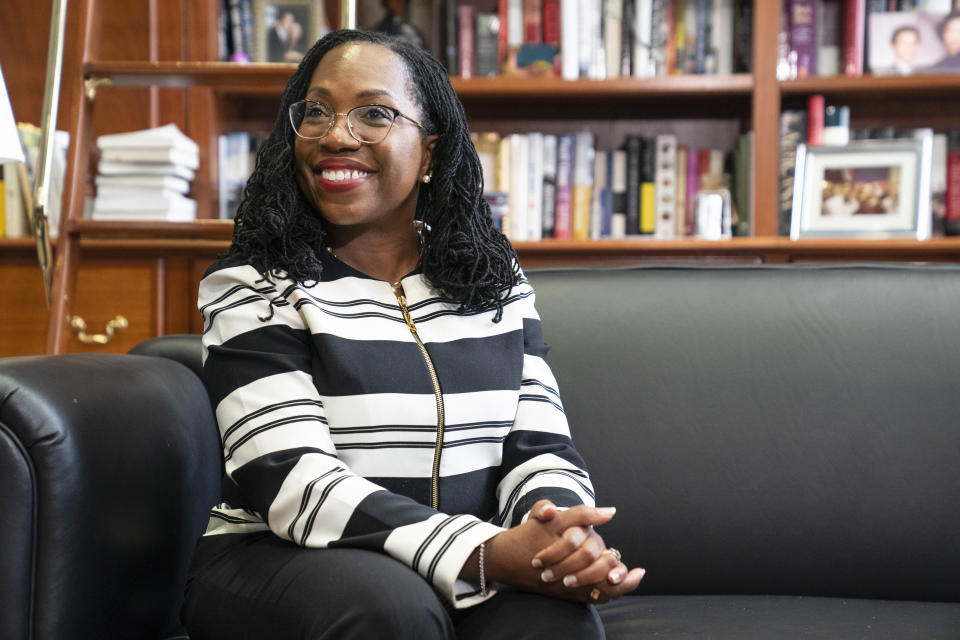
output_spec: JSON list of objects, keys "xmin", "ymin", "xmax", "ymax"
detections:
[{"xmin": 2, "ymin": 264, "xmax": 959, "ymax": 639}]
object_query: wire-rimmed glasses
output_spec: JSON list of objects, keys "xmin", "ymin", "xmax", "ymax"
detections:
[{"xmin": 289, "ymin": 99, "xmax": 425, "ymax": 144}]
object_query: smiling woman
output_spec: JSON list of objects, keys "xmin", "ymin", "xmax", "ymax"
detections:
[{"xmin": 183, "ymin": 29, "xmax": 644, "ymax": 640}]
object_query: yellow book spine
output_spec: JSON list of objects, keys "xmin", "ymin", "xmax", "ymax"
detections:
[
  {"xmin": 0, "ymin": 170, "xmax": 6, "ymax": 237},
  {"xmin": 572, "ymin": 184, "xmax": 592, "ymax": 241},
  {"xmin": 640, "ymin": 182, "xmax": 656, "ymax": 234}
]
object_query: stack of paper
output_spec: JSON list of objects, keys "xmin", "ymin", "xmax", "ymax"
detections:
[{"xmin": 92, "ymin": 123, "xmax": 199, "ymax": 221}]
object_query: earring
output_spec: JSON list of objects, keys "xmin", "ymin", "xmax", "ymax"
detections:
[{"xmin": 422, "ymin": 173, "xmax": 432, "ymax": 184}]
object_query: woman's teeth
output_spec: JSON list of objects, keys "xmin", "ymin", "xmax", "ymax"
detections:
[{"xmin": 321, "ymin": 169, "xmax": 369, "ymax": 182}]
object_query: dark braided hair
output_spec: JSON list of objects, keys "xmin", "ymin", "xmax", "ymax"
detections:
[{"xmin": 227, "ymin": 29, "xmax": 520, "ymax": 318}]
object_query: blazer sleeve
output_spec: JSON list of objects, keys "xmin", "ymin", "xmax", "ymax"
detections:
[
  {"xmin": 199, "ymin": 263, "xmax": 502, "ymax": 608},
  {"xmin": 494, "ymin": 278, "xmax": 596, "ymax": 528}
]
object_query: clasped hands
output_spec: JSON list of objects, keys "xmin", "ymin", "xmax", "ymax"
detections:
[{"xmin": 477, "ymin": 499, "xmax": 645, "ymax": 604}]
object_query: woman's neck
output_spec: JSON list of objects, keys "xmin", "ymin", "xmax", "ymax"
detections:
[{"xmin": 325, "ymin": 223, "xmax": 421, "ymax": 284}]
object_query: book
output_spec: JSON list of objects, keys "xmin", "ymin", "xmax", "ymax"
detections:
[
  {"xmin": 807, "ymin": 94, "xmax": 825, "ymax": 145},
  {"xmin": 624, "ymin": 136, "xmax": 642, "ymax": 235},
  {"xmin": 640, "ymin": 137, "xmax": 656, "ymax": 233},
  {"xmin": 100, "ymin": 147, "xmax": 200, "ymax": 170},
  {"xmin": 713, "ymin": 0, "xmax": 734, "ymax": 75},
  {"xmin": 604, "ymin": 0, "xmax": 624, "ymax": 78},
  {"xmin": 542, "ymin": 134, "xmax": 558, "ymax": 237},
  {"xmin": 92, "ymin": 191, "xmax": 197, "ymax": 222},
  {"xmin": 779, "ymin": 109, "xmax": 808, "ymax": 236},
  {"xmin": 458, "ymin": 5, "xmax": 476, "ymax": 78},
  {"xmin": 946, "ymin": 131, "xmax": 960, "ymax": 235},
  {"xmin": 634, "ymin": 0, "xmax": 654, "ymax": 77},
  {"xmin": 843, "ymin": 0, "xmax": 866, "ymax": 75},
  {"xmin": 676, "ymin": 145, "xmax": 689, "ymax": 236},
  {"xmin": 2, "ymin": 162, "xmax": 28, "ymax": 237},
  {"xmin": 817, "ymin": 0, "xmax": 842, "ymax": 76},
  {"xmin": 733, "ymin": 0, "xmax": 753, "ymax": 73},
  {"xmin": 475, "ymin": 13, "xmax": 501, "ymax": 77},
  {"xmin": 684, "ymin": 142, "xmax": 700, "ymax": 237},
  {"xmin": 554, "ymin": 133, "xmax": 575, "ymax": 238},
  {"xmin": 931, "ymin": 132, "xmax": 947, "ymax": 236},
  {"xmin": 523, "ymin": 0, "xmax": 542, "ymax": 43},
  {"xmin": 788, "ymin": 0, "xmax": 817, "ymax": 77},
  {"xmin": 97, "ymin": 123, "xmax": 199, "ymax": 155},
  {"xmin": 446, "ymin": 0, "xmax": 459, "ymax": 73},
  {"xmin": 610, "ymin": 149, "xmax": 628, "ymax": 238},
  {"xmin": 97, "ymin": 161, "xmax": 195, "ymax": 181},
  {"xmin": 96, "ymin": 173, "xmax": 190, "ymax": 194},
  {"xmin": 591, "ymin": 149, "xmax": 609, "ymax": 238},
  {"xmin": 508, "ymin": 133, "xmax": 530, "ymax": 240},
  {"xmin": 571, "ymin": 130, "xmax": 595, "ymax": 240},
  {"xmin": 543, "ymin": 0, "xmax": 561, "ymax": 47},
  {"xmin": 526, "ymin": 132, "xmax": 544, "ymax": 241},
  {"xmin": 560, "ymin": 0, "xmax": 580, "ymax": 79}
]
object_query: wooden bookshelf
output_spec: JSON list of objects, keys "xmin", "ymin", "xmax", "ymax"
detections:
[{"xmin": 4, "ymin": 0, "xmax": 960, "ymax": 356}]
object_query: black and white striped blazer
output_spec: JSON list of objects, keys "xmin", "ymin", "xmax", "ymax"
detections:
[{"xmin": 198, "ymin": 253, "xmax": 595, "ymax": 607}]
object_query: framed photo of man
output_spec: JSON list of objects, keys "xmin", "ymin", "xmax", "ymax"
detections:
[
  {"xmin": 790, "ymin": 134, "xmax": 933, "ymax": 240},
  {"xmin": 253, "ymin": 0, "xmax": 328, "ymax": 63},
  {"xmin": 868, "ymin": 10, "xmax": 960, "ymax": 75}
]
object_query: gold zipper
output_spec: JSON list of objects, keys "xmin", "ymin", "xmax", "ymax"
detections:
[{"xmin": 392, "ymin": 282, "xmax": 445, "ymax": 510}]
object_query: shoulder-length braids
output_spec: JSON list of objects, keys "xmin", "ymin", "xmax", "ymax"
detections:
[{"xmin": 227, "ymin": 29, "xmax": 520, "ymax": 319}]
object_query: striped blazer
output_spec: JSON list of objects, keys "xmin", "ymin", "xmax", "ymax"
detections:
[{"xmin": 198, "ymin": 253, "xmax": 595, "ymax": 608}]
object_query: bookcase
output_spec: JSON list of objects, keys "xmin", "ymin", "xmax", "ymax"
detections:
[{"xmin": 4, "ymin": 0, "xmax": 960, "ymax": 355}]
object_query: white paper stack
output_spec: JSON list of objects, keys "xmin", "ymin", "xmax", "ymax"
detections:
[{"xmin": 92, "ymin": 123, "xmax": 199, "ymax": 221}]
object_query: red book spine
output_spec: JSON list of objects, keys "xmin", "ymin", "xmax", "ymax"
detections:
[
  {"xmin": 523, "ymin": 0, "xmax": 542, "ymax": 43},
  {"xmin": 946, "ymin": 145, "xmax": 960, "ymax": 227},
  {"xmin": 843, "ymin": 0, "xmax": 865, "ymax": 76},
  {"xmin": 459, "ymin": 6, "xmax": 476, "ymax": 79},
  {"xmin": 498, "ymin": 0, "xmax": 510, "ymax": 74},
  {"xmin": 807, "ymin": 94, "xmax": 825, "ymax": 145},
  {"xmin": 542, "ymin": 0, "xmax": 561, "ymax": 47}
]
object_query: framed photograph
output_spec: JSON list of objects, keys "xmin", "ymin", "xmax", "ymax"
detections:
[
  {"xmin": 868, "ymin": 11, "xmax": 960, "ymax": 75},
  {"xmin": 253, "ymin": 0, "xmax": 327, "ymax": 63},
  {"xmin": 790, "ymin": 133, "xmax": 933, "ymax": 240}
]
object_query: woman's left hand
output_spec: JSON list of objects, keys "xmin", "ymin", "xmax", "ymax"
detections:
[{"xmin": 529, "ymin": 500, "xmax": 644, "ymax": 597}]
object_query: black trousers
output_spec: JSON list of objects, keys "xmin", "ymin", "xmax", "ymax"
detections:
[{"xmin": 181, "ymin": 532, "xmax": 605, "ymax": 640}]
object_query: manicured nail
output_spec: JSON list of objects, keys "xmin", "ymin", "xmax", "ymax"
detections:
[
  {"xmin": 597, "ymin": 507, "xmax": 616, "ymax": 517},
  {"xmin": 638, "ymin": 568, "xmax": 647, "ymax": 580},
  {"xmin": 562, "ymin": 574, "xmax": 578, "ymax": 587},
  {"xmin": 608, "ymin": 568, "xmax": 625, "ymax": 584},
  {"xmin": 531, "ymin": 557, "xmax": 543, "ymax": 569},
  {"xmin": 540, "ymin": 569, "xmax": 554, "ymax": 582}
]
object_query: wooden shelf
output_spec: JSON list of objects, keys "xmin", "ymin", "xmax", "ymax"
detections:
[
  {"xmin": 85, "ymin": 61, "xmax": 752, "ymax": 99},
  {"xmin": 781, "ymin": 73, "xmax": 960, "ymax": 96},
  {"xmin": 65, "ymin": 218, "xmax": 234, "ymax": 241}
]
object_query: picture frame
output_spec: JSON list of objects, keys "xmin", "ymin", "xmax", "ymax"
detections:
[
  {"xmin": 253, "ymin": 0, "xmax": 326, "ymax": 64},
  {"xmin": 790, "ymin": 133, "xmax": 933, "ymax": 240},
  {"xmin": 867, "ymin": 11, "xmax": 954, "ymax": 76}
]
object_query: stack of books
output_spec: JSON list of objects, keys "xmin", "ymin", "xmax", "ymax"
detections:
[{"xmin": 92, "ymin": 123, "xmax": 199, "ymax": 222}]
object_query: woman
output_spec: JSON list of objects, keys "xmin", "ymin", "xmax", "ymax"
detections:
[{"xmin": 185, "ymin": 29, "xmax": 644, "ymax": 639}]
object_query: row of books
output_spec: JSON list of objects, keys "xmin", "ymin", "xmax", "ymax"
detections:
[
  {"xmin": 474, "ymin": 129, "xmax": 753, "ymax": 241},
  {"xmin": 1, "ymin": 123, "xmax": 67, "ymax": 239},
  {"xmin": 780, "ymin": 0, "xmax": 960, "ymax": 79},
  {"xmin": 778, "ymin": 105, "xmax": 960, "ymax": 235},
  {"xmin": 218, "ymin": 130, "xmax": 267, "ymax": 220},
  {"xmin": 451, "ymin": 0, "xmax": 753, "ymax": 80},
  {"xmin": 91, "ymin": 124, "xmax": 199, "ymax": 222}
]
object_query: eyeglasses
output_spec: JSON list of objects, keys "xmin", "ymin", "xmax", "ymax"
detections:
[{"xmin": 289, "ymin": 99, "xmax": 425, "ymax": 144}]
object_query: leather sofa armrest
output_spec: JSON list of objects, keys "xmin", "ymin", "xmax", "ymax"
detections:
[{"xmin": 0, "ymin": 353, "xmax": 221, "ymax": 640}]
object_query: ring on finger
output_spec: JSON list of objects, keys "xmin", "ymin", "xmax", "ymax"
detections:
[
  {"xmin": 604, "ymin": 547, "xmax": 622, "ymax": 562},
  {"xmin": 589, "ymin": 587, "xmax": 602, "ymax": 602}
]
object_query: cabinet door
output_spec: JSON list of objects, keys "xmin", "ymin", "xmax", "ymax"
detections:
[
  {"xmin": 0, "ymin": 259, "xmax": 49, "ymax": 356},
  {"xmin": 64, "ymin": 258, "xmax": 161, "ymax": 354}
]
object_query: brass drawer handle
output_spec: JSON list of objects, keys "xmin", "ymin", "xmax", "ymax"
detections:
[{"xmin": 67, "ymin": 315, "xmax": 128, "ymax": 345}]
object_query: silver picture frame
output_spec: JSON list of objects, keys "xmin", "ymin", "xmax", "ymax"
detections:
[{"xmin": 790, "ymin": 131, "xmax": 933, "ymax": 240}]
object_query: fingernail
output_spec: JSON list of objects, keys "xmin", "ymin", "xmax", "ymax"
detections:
[
  {"xmin": 562, "ymin": 574, "xmax": 578, "ymax": 587},
  {"xmin": 531, "ymin": 558, "xmax": 543, "ymax": 569},
  {"xmin": 639, "ymin": 568, "xmax": 647, "ymax": 580},
  {"xmin": 597, "ymin": 507, "xmax": 616, "ymax": 517},
  {"xmin": 608, "ymin": 568, "xmax": 625, "ymax": 584},
  {"xmin": 541, "ymin": 569, "xmax": 554, "ymax": 582}
]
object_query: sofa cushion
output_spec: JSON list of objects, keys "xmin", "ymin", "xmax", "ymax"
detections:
[
  {"xmin": 598, "ymin": 595, "xmax": 960, "ymax": 639},
  {"xmin": 525, "ymin": 265, "xmax": 960, "ymax": 602}
]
